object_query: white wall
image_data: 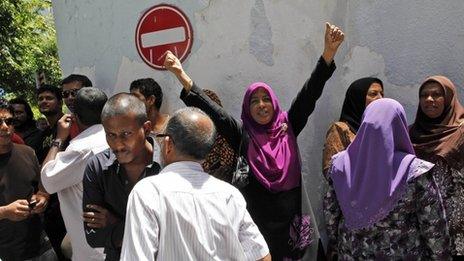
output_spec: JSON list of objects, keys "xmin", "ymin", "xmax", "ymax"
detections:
[{"xmin": 52, "ymin": 0, "xmax": 464, "ymax": 253}]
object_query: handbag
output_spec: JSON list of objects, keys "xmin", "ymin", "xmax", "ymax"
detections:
[{"xmin": 231, "ymin": 131, "xmax": 250, "ymax": 188}]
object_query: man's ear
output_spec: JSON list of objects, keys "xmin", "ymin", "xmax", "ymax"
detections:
[
  {"xmin": 165, "ymin": 136, "xmax": 174, "ymax": 154},
  {"xmin": 142, "ymin": 120, "xmax": 152, "ymax": 136},
  {"xmin": 147, "ymin": 95, "xmax": 156, "ymax": 107},
  {"xmin": 73, "ymin": 114, "xmax": 85, "ymax": 132},
  {"xmin": 74, "ymin": 113, "xmax": 80, "ymax": 124}
]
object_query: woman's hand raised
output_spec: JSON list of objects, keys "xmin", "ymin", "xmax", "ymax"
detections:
[
  {"xmin": 163, "ymin": 50, "xmax": 193, "ymax": 92},
  {"xmin": 322, "ymin": 22, "xmax": 345, "ymax": 65}
]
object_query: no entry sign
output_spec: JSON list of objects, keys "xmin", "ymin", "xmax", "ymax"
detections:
[{"xmin": 135, "ymin": 4, "xmax": 193, "ymax": 70}]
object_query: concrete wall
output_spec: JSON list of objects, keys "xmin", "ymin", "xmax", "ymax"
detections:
[{"xmin": 52, "ymin": 0, "xmax": 464, "ymax": 253}]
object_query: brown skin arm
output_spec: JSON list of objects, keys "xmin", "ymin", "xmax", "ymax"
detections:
[
  {"xmin": 0, "ymin": 200, "xmax": 31, "ymax": 221},
  {"xmin": 41, "ymin": 114, "xmax": 73, "ymax": 166},
  {"xmin": 257, "ymin": 253, "xmax": 271, "ymax": 261}
]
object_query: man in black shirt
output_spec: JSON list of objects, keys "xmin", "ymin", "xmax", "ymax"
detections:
[
  {"xmin": 0, "ymin": 99, "xmax": 55, "ymax": 260},
  {"xmin": 37, "ymin": 84, "xmax": 69, "ymax": 260},
  {"xmin": 83, "ymin": 93, "xmax": 161, "ymax": 260},
  {"xmin": 10, "ymin": 97, "xmax": 46, "ymax": 162}
]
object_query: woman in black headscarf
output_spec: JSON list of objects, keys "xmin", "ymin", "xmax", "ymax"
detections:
[{"xmin": 322, "ymin": 77, "xmax": 383, "ymax": 174}]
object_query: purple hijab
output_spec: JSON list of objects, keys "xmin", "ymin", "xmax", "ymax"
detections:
[
  {"xmin": 241, "ymin": 82, "xmax": 301, "ymax": 192},
  {"xmin": 329, "ymin": 98, "xmax": 417, "ymax": 230}
]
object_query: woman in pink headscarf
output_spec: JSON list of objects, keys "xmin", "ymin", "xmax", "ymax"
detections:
[{"xmin": 165, "ymin": 23, "xmax": 344, "ymax": 260}]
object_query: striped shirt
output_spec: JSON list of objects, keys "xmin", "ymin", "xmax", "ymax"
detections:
[{"xmin": 120, "ymin": 161, "xmax": 269, "ymax": 261}]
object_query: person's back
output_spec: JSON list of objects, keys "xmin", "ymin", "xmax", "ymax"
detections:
[
  {"xmin": 121, "ymin": 107, "xmax": 270, "ymax": 261},
  {"xmin": 324, "ymin": 98, "xmax": 451, "ymax": 260},
  {"xmin": 41, "ymin": 87, "xmax": 108, "ymax": 261},
  {"xmin": 325, "ymin": 158, "xmax": 449, "ymax": 260},
  {"xmin": 131, "ymin": 162, "xmax": 266, "ymax": 260}
]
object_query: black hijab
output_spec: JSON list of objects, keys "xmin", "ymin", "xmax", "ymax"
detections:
[{"xmin": 339, "ymin": 77, "xmax": 384, "ymax": 132}]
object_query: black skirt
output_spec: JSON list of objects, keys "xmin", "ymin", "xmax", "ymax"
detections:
[{"xmin": 241, "ymin": 174, "xmax": 313, "ymax": 260}]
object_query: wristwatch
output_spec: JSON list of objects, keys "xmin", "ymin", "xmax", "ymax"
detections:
[{"xmin": 51, "ymin": 139, "xmax": 63, "ymax": 150}]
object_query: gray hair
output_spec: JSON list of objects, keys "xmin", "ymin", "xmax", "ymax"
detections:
[
  {"xmin": 101, "ymin": 93, "xmax": 147, "ymax": 125},
  {"xmin": 165, "ymin": 107, "xmax": 216, "ymax": 160}
]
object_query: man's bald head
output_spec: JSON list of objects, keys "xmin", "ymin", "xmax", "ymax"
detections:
[
  {"xmin": 101, "ymin": 93, "xmax": 148, "ymax": 126},
  {"xmin": 165, "ymin": 107, "xmax": 216, "ymax": 160}
]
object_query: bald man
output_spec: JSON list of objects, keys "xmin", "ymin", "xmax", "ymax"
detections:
[
  {"xmin": 121, "ymin": 107, "xmax": 271, "ymax": 261},
  {"xmin": 82, "ymin": 93, "xmax": 161, "ymax": 261}
]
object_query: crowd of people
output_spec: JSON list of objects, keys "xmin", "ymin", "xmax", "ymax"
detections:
[{"xmin": 0, "ymin": 21, "xmax": 463, "ymax": 261}]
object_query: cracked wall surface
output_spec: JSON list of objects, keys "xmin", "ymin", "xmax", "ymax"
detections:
[{"xmin": 52, "ymin": 0, "xmax": 464, "ymax": 258}]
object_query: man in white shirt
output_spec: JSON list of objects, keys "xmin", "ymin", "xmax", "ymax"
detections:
[
  {"xmin": 41, "ymin": 87, "xmax": 108, "ymax": 261},
  {"xmin": 121, "ymin": 107, "xmax": 270, "ymax": 261}
]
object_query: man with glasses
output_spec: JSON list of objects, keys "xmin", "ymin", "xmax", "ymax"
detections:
[
  {"xmin": 0, "ymin": 99, "xmax": 56, "ymax": 260},
  {"xmin": 120, "ymin": 107, "xmax": 270, "ymax": 261},
  {"xmin": 61, "ymin": 74, "xmax": 93, "ymax": 113},
  {"xmin": 82, "ymin": 93, "xmax": 161, "ymax": 261},
  {"xmin": 61, "ymin": 74, "xmax": 93, "ymax": 139}
]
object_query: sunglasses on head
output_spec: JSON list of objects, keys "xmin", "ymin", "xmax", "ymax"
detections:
[
  {"xmin": 0, "ymin": 118, "xmax": 15, "ymax": 126},
  {"xmin": 62, "ymin": 89, "xmax": 80, "ymax": 98}
]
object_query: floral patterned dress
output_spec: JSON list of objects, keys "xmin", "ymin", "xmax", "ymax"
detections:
[
  {"xmin": 429, "ymin": 157, "xmax": 464, "ymax": 255},
  {"xmin": 324, "ymin": 159, "xmax": 451, "ymax": 260},
  {"xmin": 322, "ymin": 121, "xmax": 356, "ymax": 175}
]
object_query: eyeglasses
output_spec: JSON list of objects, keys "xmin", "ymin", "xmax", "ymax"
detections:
[
  {"xmin": 0, "ymin": 118, "xmax": 15, "ymax": 126},
  {"xmin": 62, "ymin": 89, "xmax": 80, "ymax": 98},
  {"xmin": 155, "ymin": 133, "xmax": 175, "ymax": 144}
]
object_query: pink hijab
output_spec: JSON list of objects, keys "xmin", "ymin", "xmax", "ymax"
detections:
[{"xmin": 241, "ymin": 82, "xmax": 302, "ymax": 192}]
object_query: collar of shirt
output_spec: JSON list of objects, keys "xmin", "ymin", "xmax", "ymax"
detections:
[
  {"xmin": 69, "ymin": 124, "xmax": 103, "ymax": 144},
  {"xmin": 159, "ymin": 161, "xmax": 206, "ymax": 180}
]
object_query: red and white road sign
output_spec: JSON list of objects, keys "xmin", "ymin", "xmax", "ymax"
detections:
[{"xmin": 135, "ymin": 4, "xmax": 193, "ymax": 70}]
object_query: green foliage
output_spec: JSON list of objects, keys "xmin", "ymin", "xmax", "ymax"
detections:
[{"xmin": 0, "ymin": 0, "xmax": 62, "ymax": 100}]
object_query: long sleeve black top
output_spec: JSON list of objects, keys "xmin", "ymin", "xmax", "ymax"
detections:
[{"xmin": 180, "ymin": 56, "xmax": 336, "ymax": 154}]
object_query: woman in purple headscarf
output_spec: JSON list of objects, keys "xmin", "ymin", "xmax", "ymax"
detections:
[
  {"xmin": 324, "ymin": 98, "xmax": 450, "ymax": 260},
  {"xmin": 165, "ymin": 23, "xmax": 344, "ymax": 260}
]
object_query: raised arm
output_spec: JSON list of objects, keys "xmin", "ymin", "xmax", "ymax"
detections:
[
  {"xmin": 322, "ymin": 23, "xmax": 345, "ymax": 65},
  {"xmin": 288, "ymin": 23, "xmax": 344, "ymax": 136},
  {"xmin": 164, "ymin": 51, "xmax": 244, "ymax": 151},
  {"xmin": 40, "ymin": 114, "xmax": 86, "ymax": 193}
]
